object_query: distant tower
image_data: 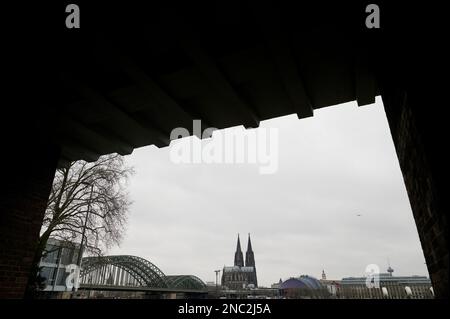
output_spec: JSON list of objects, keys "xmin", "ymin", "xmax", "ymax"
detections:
[
  {"xmin": 245, "ymin": 233, "xmax": 257, "ymax": 287},
  {"xmin": 234, "ymin": 234, "xmax": 244, "ymax": 267},
  {"xmin": 245, "ymin": 233, "xmax": 255, "ymax": 267},
  {"xmin": 387, "ymin": 259, "xmax": 394, "ymax": 277},
  {"xmin": 322, "ymin": 269, "xmax": 327, "ymax": 280}
]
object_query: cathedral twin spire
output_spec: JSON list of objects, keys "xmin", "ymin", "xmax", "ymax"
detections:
[
  {"xmin": 245, "ymin": 234, "xmax": 255, "ymax": 267},
  {"xmin": 234, "ymin": 234, "xmax": 255, "ymax": 267}
]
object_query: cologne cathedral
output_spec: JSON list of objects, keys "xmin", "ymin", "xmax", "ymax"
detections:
[{"xmin": 222, "ymin": 234, "xmax": 258, "ymax": 289}]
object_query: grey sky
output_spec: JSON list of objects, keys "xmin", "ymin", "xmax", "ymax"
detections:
[{"xmin": 110, "ymin": 97, "xmax": 428, "ymax": 287}]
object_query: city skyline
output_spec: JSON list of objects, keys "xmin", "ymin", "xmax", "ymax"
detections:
[{"xmin": 110, "ymin": 98, "xmax": 429, "ymax": 287}]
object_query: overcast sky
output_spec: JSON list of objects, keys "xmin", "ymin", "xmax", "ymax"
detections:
[{"xmin": 109, "ymin": 97, "xmax": 428, "ymax": 287}]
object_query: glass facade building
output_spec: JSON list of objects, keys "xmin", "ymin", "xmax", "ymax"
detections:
[{"xmin": 38, "ymin": 238, "xmax": 80, "ymax": 292}]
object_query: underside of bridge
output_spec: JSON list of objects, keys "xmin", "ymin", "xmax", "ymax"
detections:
[{"xmin": 1, "ymin": 2, "xmax": 446, "ymax": 298}]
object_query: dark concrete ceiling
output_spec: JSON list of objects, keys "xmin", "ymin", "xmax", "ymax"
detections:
[{"xmin": 26, "ymin": 1, "xmax": 421, "ymax": 167}]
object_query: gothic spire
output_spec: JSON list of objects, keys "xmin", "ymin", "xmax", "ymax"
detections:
[
  {"xmin": 234, "ymin": 234, "xmax": 244, "ymax": 267},
  {"xmin": 245, "ymin": 233, "xmax": 255, "ymax": 267},
  {"xmin": 236, "ymin": 234, "xmax": 242, "ymax": 252},
  {"xmin": 247, "ymin": 233, "xmax": 253, "ymax": 252}
]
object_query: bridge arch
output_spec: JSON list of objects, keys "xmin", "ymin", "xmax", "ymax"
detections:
[
  {"xmin": 80, "ymin": 255, "xmax": 168, "ymax": 288},
  {"xmin": 166, "ymin": 275, "xmax": 207, "ymax": 290}
]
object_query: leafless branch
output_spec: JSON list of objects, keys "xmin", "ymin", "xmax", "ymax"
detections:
[{"xmin": 39, "ymin": 153, "xmax": 134, "ymax": 257}]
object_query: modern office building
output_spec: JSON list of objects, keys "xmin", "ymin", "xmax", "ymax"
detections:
[
  {"xmin": 38, "ymin": 238, "xmax": 80, "ymax": 292},
  {"xmin": 340, "ymin": 267, "xmax": 433, "ymax": 299}
]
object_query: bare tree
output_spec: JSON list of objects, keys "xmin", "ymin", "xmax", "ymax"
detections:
[
  {"xmin": 39, "ymin": 153, "xmax": 134, "ymax": 257},
  {"xmin": 26, "ymin": 154, "xmax": 134, "ymax": 297},
  {"xmin": 29, "ymin": 153, "xmax": 134, "ymax": 288},
  {"xmin": 26, "ymin": 154, "xmax": 134, "ymax": 296}
]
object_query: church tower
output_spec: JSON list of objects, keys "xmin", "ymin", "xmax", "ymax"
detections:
[
  {"xmin": 234, "ymin": 234, "xmax": 244, "ymax": 267},
  {"xmin": 245, "ymin": 233, "xmax": 255, "ymax": 267},
  {"xmin": 223, "ymin": 233, "xmax": 258, "ymax": 289},
  {"xmin": 245, "ymin": 233, "xmax": 257, "ymax": 287}
]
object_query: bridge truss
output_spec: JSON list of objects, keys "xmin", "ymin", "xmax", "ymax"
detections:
[{"xmin": 80, "ymin": 255, "xmax": 206, "ymax": 291}]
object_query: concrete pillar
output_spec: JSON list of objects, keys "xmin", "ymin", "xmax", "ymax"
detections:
[
  {"xmin": 381, "ymin": 88, "xmax": 448, "ymax": 298},
  {"xmin": 0, "ymin": 141, "xmax": 59, "ymax": 298}
]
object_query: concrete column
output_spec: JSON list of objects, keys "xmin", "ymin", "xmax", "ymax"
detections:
[
  {"xmin": 381, "ymin": 88, "xmax": 448, "ymax": 298},
  {"xmin": 0, "ymin": 141, "xmax": 59, "ymax": 298}
]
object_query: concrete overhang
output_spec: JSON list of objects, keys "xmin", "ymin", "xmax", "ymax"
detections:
[{"xmin": 33, "ymin": 2, "xmax": 415, "ymax": 167}]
